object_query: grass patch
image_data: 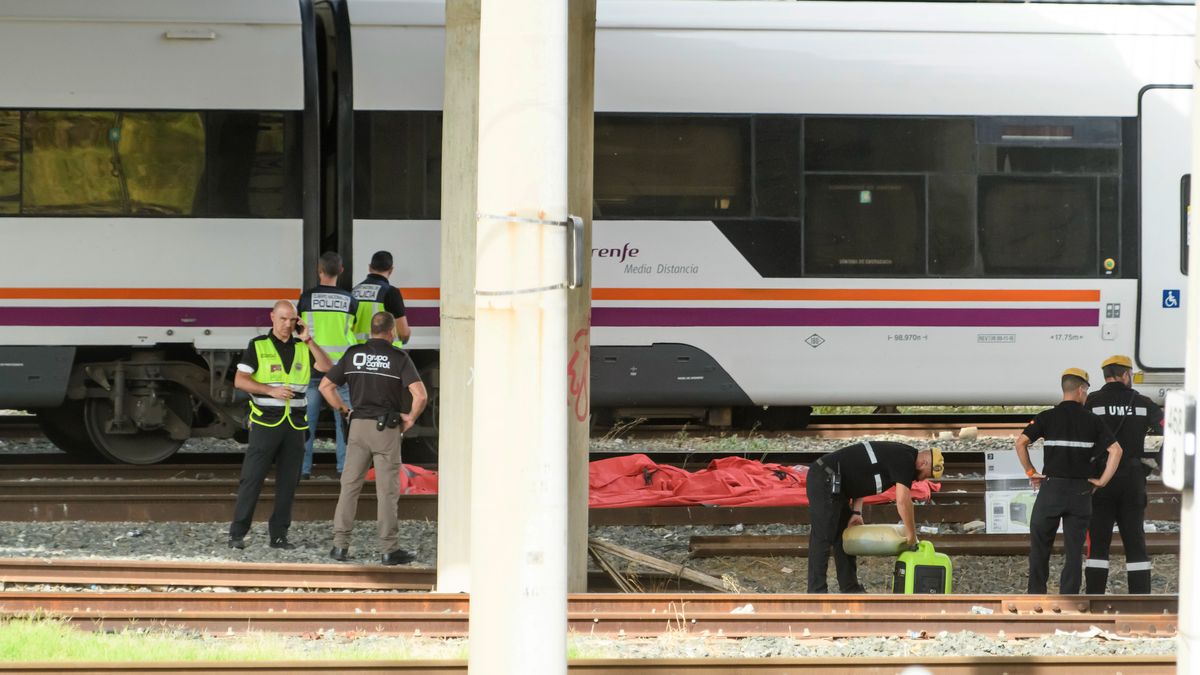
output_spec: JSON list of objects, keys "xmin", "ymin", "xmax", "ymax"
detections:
[{"xmin": 0, "ymin": 616, "xmax": 467, "ymax": 662}]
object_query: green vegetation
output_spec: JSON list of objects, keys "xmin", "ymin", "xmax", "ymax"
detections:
[{"xmin": 0, "ymin": 617, "xmax": 467, "ymax": 662}]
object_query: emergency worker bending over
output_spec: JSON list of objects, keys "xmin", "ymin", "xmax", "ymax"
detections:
[
  {"xmin": 1016, "ymin": 368, "xmax": 1122, "ymax": 595},
  {"xmin": 806, "ymin": 441, "xmax": 943, "ymax": 593},
  {"xmin": 1084, "ymin": 355, "xmax": 1163, "ymax": 594},
  {"xmin": 321, "ymin": 312, "xmax": 427, "ymax": 565}
]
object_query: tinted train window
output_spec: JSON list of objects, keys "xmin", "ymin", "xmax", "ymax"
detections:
[
  {"xmin": 804, "ymin": 175, "xmax": 925, "ymax": 275},
  {"xmin": 978, "ymin": 176, "xmax": 1097, "ymax": 276},
  {"xmin": 806, "ymin": 118, "xmax": 973, "ymax": 173},
  {"xmin": 0, "ymin": 111, "xmax": 16, "ymax": 215},
  {"xmin": 928, "ymin": 174, "xmax": 977, "ymax": 276},
  {"xmin": 204, "ymin": 112, "xmax": 302, "ymax": 218},
  {"xmin": 594, "ymin": 115, "xmax": 750, "ymax": 219},
  {"xmin": 1183, "ymin": 174, "xmax": 1191, "ymax": 275},
  {"xmin": 354, "ymin": 111, "xmax": 442, "ymax": 220},
  {"xmin": 753, "ymin": 117, "xmax": 801, "ymax": 218},
  {"xmin": 5, "ymin": 110, "xmax": 300, "ymax": 218}
]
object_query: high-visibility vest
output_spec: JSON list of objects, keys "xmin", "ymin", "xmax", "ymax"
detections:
[
  {"xmin": 248, "ymin": 339, "xmax": 311, "ymax": 430},
  {"xmin": 351, "ymin": 278, "xmax": 404, "ymax": 348},
  {"xmin": 300, "ymin": 289, "xmax": 357, "ymax": 364}
]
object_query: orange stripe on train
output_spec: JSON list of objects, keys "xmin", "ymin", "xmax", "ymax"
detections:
[{"xmin": 591, "ymin": 288, "xmax": 1100, "ymax": 302}]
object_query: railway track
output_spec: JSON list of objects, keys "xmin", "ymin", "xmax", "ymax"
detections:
[
  {"xmin": 689, "ymin": 532, "xmax": 1182, "ymax": 557},
  {"xmin": 0, "ymin": 558, "xmax": 708, "ymax": 594},
  {"xmin": 0, "ymin": 592, "xmax": 1177, "ymax": 637},
  {"xmin": 0, "ymin": 656, "xmax": 1177, "ymax": 674},
  {"xmin": 0, "ymin": 477, "xmax": 1178, "ymax": 525}
]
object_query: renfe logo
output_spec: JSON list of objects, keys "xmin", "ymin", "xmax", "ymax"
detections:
[{"xmin": 592, "ymin": 243, "xmax": 639, "ymax": 263}]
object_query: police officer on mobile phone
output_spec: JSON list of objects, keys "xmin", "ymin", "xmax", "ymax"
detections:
[
  {"xmin": 805, "ymin": 441, "xmax": 943, "ymax": 593},
  {"xmin": 319, "ymin": 312, "xmax": 427, "ymax": 565}
]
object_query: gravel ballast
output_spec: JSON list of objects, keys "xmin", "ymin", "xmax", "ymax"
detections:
[{"xmin": 0, "ymin": 431, "xmax": 1182, "ymax": 659}]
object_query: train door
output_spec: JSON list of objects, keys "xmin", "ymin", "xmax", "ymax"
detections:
[{"xmin": 1137, "ymin": 86, "xmax": 1191, "ymax": 370}]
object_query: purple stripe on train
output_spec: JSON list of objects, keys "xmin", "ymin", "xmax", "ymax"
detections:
[
  {"xmin": 590, "ymin": 307, "xmax": 1099, "ymax": 328},
  {"xmin": 0, "ymin": 306, "xmax": 445, "ymax": 328},
  {"xmin": 0, "ymin": 306, "xmax": 1095, "ymax": 328}
]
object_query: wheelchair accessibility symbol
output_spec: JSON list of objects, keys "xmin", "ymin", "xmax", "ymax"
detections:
[{"xmin": 1163, "ymin": 289, "xmax": 1181, "ymax": 309}]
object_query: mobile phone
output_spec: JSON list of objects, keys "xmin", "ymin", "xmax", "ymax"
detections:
[{"xmin": 295, "ymin": 321, "xmax": 306, "ymax": 335}]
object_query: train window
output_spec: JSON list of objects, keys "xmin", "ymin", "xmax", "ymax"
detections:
[
  {"xmin": 753, "ymin": 117, "xmax": 801, "ymax": 218},
  {"xmin": 594, "ymin": 115, "xmax": 750, "ymax": 219},
  {"xmin": 204, "ymin": 111, "xmax": 302, "ymax": 218},
  {"xmin": 804, "ymin": 174, "xmax": 925, "ymax": 276},
  {"xmin": 978, "ymin": 146, "xmax": 1120, "ymax": 175},
  {"xmin": 0, "ymin": 111, "xmax": 16, "ymax": 215},
  {"xmin": 354, "ymin": 111, "xmax": 442, "ymax": 220},
  {"xmin": 928, "ymin": 174, "xmax": 977, "ymax": 276},
  {"xmin": 978, "ymin": 176, "xmax": 1096, "ymax": 276},
  {"xmin": 22, "ymin": 112, "xmax": 127, "ymax": 215},
  {"xmin": 1182, "ymin": 174, "xmax": 1190, "ymax": 275},
  {"xmin": 12, "ymin": 110, "xmax": 299, "ymax": 218},
  {"xmin": 805, "ymin": 118, "xmax": 973, "ymax": 173}
]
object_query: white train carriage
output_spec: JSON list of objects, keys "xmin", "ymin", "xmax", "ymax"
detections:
[
  {"xmin": 348, "ymin": 0, "xmax": 1193, "ymax": 424},
  {"xmin": 0, "ymin": 0, "xmax": 320, "ymax": 462},
  {"xmin": 0, "ymin": 0, "xmax": 1194, "ymax": 462}
]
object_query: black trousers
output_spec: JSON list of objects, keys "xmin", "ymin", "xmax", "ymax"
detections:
[
  {"xmin": 806, "ymin": 466, "xmax": 863, "ymax": 593},
  {"xmin": 1028, "ymin": 477, "xmax": 1092, "ymax": 594},
  {"xmin": 229, "ymin": 422, "xmax": 306, "ymax": 541},
  {"xmin": 1086, "ymin": 463, "xmax": 1151, "ymax": 594}
]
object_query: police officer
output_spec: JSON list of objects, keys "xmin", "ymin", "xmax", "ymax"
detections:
[
  {"xmin": 806, "ymin": 441, "xmax": 943, "ymax": 593},
  {"xmin": 1016, "ymin": 368, "xmax": 1122, "ymax": 594},
  {"xmin": 320, "ymin": 312, "xmax": 427, "ymax": 565},
  {"xmin": 298, "ymin": 252, "xmax": 358, "ymax": 477},
  {"xmin": 1084, "ymin": 355, "xmax": 1163, "ymax": 594},
  {"xmin": 351, "ymin": 251, "xmax": 411, "ymax": 346},
  {"xmin": 229, "ymin": 300, "xmax": 333, "ymax": 550}
]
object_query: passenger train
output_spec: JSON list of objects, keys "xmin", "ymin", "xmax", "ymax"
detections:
[{"xmin": 0, "ymin": 0, "xmax": 1193, "ymax": 462}]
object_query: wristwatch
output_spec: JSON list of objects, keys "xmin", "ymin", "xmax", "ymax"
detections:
[{"xmin": 850, "ymin": 510, "xmax": 862, "ymax": 515}]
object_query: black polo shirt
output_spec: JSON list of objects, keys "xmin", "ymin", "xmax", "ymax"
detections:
[
  {"xmin": 819, "ymin": 441, "xmax": 918, "ymax": 499},
  {"xmin": 1085, "ymin": 381, "xmax": 1164, "ymax": 462},
  {"xmin": 237, "ymin": 333, "xmax": 313, "ymax": 425},
  {"xmin": 323, "ymin": 338, "xmax": 421, "ymax": 419},
  {"xmin": 1022, "ymin": 401, "xmax": 1116, "ymax": 479}
]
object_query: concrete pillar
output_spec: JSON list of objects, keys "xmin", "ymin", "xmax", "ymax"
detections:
[
  {"xmin": 468, "ymin": 0, "xmax": 569, "ymax": 672},
  {"xmin": 1179, "ymin": 13, "xmax": 1200, "ymax": 670},
  {"xmin": 435, "ymin": 0, "xmax": 480, "ymax": 594},
  {"xmin": 566, "ymin": 0, "xmax": 596, "ymax": 594}
]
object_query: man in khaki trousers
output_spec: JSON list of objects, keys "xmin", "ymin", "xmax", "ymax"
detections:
[{"xmin": 319, "ymin": 312, "xmax": 427, "ymax": 565}]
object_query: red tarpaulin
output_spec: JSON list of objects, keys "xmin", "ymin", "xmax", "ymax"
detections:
[{"xmin": 371, "ymin": 454, "xmax": 940, "ymax": 507}]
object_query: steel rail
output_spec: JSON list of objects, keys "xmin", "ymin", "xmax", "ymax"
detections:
[
  {"xmin": 0, "ymin": 558, "xmax": 709, "ymax": 594},
  {"xmin": 689, "ymin": 532, "xmax": 1183, "ymax": 557},
  {"xmin": 0, "ymin": 656, "xmax": 1176, "ymax": 674},
  {"xmin": 0, "ymin": 488, "xmax": 1180, "ymax": 525},
  {"xmin": 0, "ymin": 592, "xmax": 1177, "ymax": 638},
  {"xmin": 0, "ymin": 558, "xmax": 436, "ymax": 591}
]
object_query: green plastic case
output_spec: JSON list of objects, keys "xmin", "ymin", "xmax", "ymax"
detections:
[{"xmin": 890, "ymin": 540, "xmax": 953, "ymax": 594}]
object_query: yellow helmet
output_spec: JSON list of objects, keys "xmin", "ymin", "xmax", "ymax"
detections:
[
  {"xmin": 929, "ymin": 447, "xmax": 944, "ymax": 479},
  {"xmin": 1061, "ymin": 367, "xmax": 1090, "ymax": 385},
  {"xmin": 1101, "ymin": 355, "xmax": 1133, "ymax": 370}
]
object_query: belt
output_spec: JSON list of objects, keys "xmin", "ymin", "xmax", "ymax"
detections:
[
  {"xmin": 813, "ymin": 458, "xmax": 835, "ymax": 475},
  {"xmin": 1045, "ymin": 476, "xmax": 1091, "ymax": 483}
]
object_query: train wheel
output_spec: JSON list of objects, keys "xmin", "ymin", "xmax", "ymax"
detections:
[
  {"xmin": 83, "ymin": 389, "xmax": 194, "ymax": 464},
  {"xmin": 34, "ymin": 400, "xmax": 103, "ymax": 459}
]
